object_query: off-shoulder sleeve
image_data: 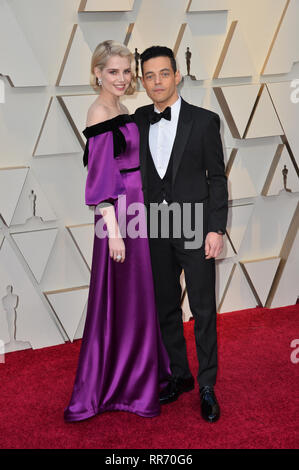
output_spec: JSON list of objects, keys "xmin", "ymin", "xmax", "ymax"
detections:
[{"xmin": 85, "ymin": 131, "xmax": 126, "ymax": 206}]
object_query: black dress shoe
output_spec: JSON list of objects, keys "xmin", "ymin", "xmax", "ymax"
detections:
[
  {"xmin": 199, "ymin": 386, "xmax": 220, "ymax": 423},
  {"xmin": 159, "ymin": 380, "xmax": 178, "ymax": 405},
  {"xmin": 160, "ymin": 376, "xmax": 195, "ymax": 405}
]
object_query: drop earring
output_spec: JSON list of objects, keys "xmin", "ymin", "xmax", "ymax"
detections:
[{"xmin": 97, "ymin": 77, "xmax": 102, "ymax": 86}]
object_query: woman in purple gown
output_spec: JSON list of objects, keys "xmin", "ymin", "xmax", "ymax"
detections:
[{"xmin": 64, "ymin": 41, "xmax": 170, "ymax": 422}]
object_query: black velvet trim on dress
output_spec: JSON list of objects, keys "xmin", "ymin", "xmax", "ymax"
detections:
[{"xmin": 82, "ymin": 114, "xmax": 135, "ymax": 167}]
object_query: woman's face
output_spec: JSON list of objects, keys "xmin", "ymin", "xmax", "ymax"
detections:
[{"xmin": 96, "ymin": 55, "xmax": 132, "ymax": 97}]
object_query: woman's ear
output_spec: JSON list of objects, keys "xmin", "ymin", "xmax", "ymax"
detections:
[{"xmin": 94, "ymin": 66, "xmax": 101, "ymax": 81}]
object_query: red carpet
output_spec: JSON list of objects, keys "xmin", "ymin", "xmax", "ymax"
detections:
[{"xmin": 0, "ymin": 305, "xmax": 299, "ymax": 449}]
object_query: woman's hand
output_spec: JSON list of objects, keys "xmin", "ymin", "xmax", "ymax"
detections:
[{"xmin": 108, "ymin": 236, "xmax": 125, "ymax": 263}]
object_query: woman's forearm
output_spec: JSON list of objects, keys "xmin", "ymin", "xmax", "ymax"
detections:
[{"xmin": 96, "ymin": 202, "xmax": 121, "ymax": 238}]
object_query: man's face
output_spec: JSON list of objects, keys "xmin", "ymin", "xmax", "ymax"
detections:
[{"xmin": 141, "ymin": 56, "xmax": 181, "ymax": 107}]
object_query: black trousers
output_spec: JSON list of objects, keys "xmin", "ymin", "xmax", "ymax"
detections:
[{"xmin": 146, "ymin": 204, "xmax": 217, "ymax": 388}]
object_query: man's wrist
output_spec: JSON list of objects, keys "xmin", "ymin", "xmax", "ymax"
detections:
[{"xmin": 208, "ymin": 230, "xmax": 225, "ymax": 236}]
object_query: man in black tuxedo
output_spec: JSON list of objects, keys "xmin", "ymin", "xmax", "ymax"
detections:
[{"xmin": 133, "ymin": 46, "xmax": 228, "ymax": 423}]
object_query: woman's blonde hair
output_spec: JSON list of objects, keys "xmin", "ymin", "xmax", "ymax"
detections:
[{"xmin": 90, "ymin": 40, "xmax": 136, "ymax": 95}]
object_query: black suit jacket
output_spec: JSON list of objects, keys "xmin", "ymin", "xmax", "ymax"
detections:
[{"xmin": 133, "ymin": 97, "xmax": 228, "ymax": 235}]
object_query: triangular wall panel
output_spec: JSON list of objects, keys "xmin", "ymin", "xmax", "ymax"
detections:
[
  {"xmin": 0, "ymin": 167, "xmax": 28, "ymax": 226},
  {"xmin": 219, "ymin": 263, "xmax": 257, "ymax": 313},
  {"xmin": 246, "ymin": 86, "xmax": 284, "ymax": 138},
  {"xmin": 267, "ymin": 81, "xmax": 299, "ymax": 166},
  {"xmin": 10, "ymin": 168, "xmax": 57, "ymax": 225},
  {"xmin": 11, "ymin": 228, "xmax": 58, "ymax": 283},
  {"xmin": 265, "ymin": 146, "xmax": 299, "ymax": 196},
  {"xmin": 45, "ymin": 287, "xmax": 89, "ymax": 342},
  {"xmin": 240, "ymin": 257, "xmax": 281, "ymax": 306},
  {"xmin": 227, "ymin": 141, "xmax": 281, "ymax": 200},
  {"xmin": 271, "ymin": 228, "xmax": 299, "ymax": 307},
  {"xmin": 238, "ymin": 193, "xmax": 298, "ymax": 260},
  {"xmin": 128, "ymin": 0, "xmax": 188, "ymax": 52},
  {"xmin": 58, "ymin": 95, "xmax": 96, "ymax": 146},
  {"xmin": 56, "ymin": 24, "xmax": 92, "ymax": 86},
  {"xmin": 66, "ymin": 224, "xmax": 94, "ymax": 271},
  {"xmin": 262, "ymin": 0, "xmax": 299, "ymax": 75},
  {"xmin": 214, "ymin": 84, "xmax": 260, "ymax": 139},
  {"xmin": 227, "ymin": 0, "xmax": 287, "ymax": 74},
  {"xmin": 0, "ymin": 0, "xmax": 47, "ymax": 86},
  {"xmin": 0, "ymin": 239, "xmax": 64, "ymax": 349},
  {"xmin": 214, "ymin": 21, "xmax": 255, "ymax": 79},
  {"xmin": 33, "ymin": 97, "xmax": 82, "ymax": 156},
  {"xmin": 226, "ymin": 204, "xmax": 254, "ymax": 253},
  {"xmin": 185, "ymin": 10, "xmax": 228, "ymax": 80}
]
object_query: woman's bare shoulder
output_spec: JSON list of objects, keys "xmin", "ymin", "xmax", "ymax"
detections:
[{"xmin": 86, "ymin": 102, "xmax": 110, "ymax": 127}]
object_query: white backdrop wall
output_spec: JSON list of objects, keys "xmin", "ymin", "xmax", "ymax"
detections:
[{"xmin": 0, "ymin": 0, "xmax": 298, "ymax": 352}]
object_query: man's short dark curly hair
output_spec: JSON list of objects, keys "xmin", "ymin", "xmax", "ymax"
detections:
[{"xmin": 140, "ymin": 46, "xmax": 177, "ymax": 75}]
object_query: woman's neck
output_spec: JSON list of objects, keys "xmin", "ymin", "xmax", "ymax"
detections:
[{"xmin": 97, "ymin": 89, "xmax": 121, "ymax": 111}]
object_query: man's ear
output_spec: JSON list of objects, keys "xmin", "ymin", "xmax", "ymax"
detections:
[{"xmin": 175, "ymin": 70, "xmax": 182, "ymax": 85}]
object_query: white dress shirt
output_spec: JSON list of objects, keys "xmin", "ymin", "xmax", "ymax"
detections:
[{"xmin": 149, "ymin": 95, "xmax": 181, "ymax": 182}]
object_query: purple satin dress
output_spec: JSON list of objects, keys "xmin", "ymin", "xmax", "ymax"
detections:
[{"xmin": 64, "ymin": 114, "xmax": 171, "ymax": 422}]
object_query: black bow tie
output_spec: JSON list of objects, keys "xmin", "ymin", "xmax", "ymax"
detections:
[{"xmin": 149, "ymin": 106, "xmax": 171, "ymax": 124}]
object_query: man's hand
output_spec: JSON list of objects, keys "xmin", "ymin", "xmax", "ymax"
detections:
[{"xmin": 205, "ymin": 232, "xmax": 224, "ymax": 259}]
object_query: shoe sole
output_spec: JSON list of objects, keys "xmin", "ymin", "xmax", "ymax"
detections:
[{"xmin": 203, "ymin": 414, "xmax": 220, "ymax": 423}]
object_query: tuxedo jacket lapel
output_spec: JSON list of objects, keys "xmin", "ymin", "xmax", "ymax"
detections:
[
  {"xmin": 171, "ymin": 98, "xmax": 193, "ymax": 186},
  {"xmin": 138, "ymin": 98, "xmax": 194, "ymax": 192},
  {"xmin": 138, "ymin": 104, "xmax": 153, "ymax": 194}
]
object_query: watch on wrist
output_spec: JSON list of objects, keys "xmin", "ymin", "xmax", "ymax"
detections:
[{"xmin": 217, "ymin": 229, "xmax": 225, "ymax": 235}]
